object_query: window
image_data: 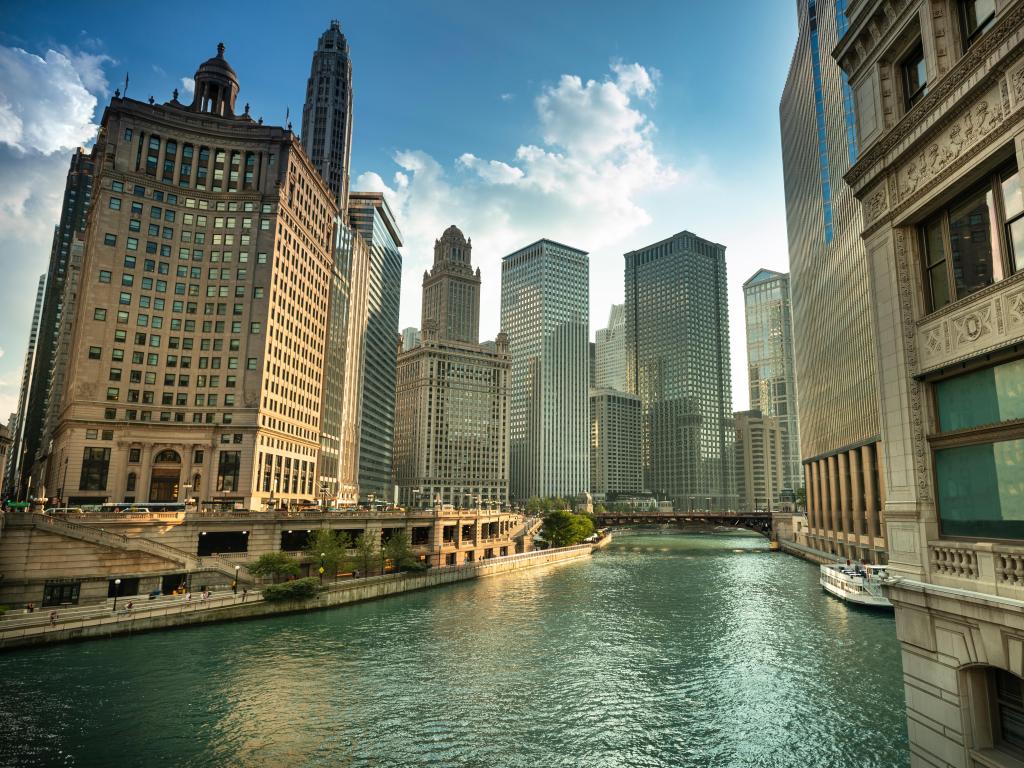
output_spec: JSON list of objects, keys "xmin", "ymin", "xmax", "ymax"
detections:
[
  {"xmin": 960, "ymin": 0, "xmax": 996, "ymax": 50},
  {"xmin": 109, "ymin": 197, "xmax": 121, "ymax": 210},
  {"xmin": 129, "ymin": 447, "xmax": 141, "ymax": 463},
  {"xmin": 920, "ymin": 163, "xmax": 1019, "ymax": 311},
  {"xmin": 94, "ymin": 308, "xmax": 107, "ymax": 321},
  {"xmin": 104, "ymin": 233, "xmax": 117, "ymax": 246},
  {"xmin": 901, "ymin": 44, "xmax": 927, "ymax": 110},
  {"xmin": 88, "ymin": 346, "xmax": 101, "ymax": 359},
  {"xmin": 217, "ymin": 450, "xmax": 241, "ymax": 492},
  {"xmin": 79, "ymin": 447, "xmax": 111, "ymax": 490},
  {"xmin": 933, "ymin": 357, "xmax": 1024, "ymax": 539}
]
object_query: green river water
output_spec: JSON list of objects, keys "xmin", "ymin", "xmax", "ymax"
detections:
[{"xmin": 0, "ymin": 531, "xmax": 908, "ymax": 767}]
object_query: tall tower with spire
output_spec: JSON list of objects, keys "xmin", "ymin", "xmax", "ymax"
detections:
[
  {"xmin": 301, "ymin": 20, "xmax": 354, "ymax": 215},
  {"xmin": 421, "ymin": 225, "xmax": 481, "ymax": 345}
]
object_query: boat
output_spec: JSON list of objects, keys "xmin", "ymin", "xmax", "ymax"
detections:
[{"xmin": 819, "ymin": 563, "xmax": 893, "ymax": 609}]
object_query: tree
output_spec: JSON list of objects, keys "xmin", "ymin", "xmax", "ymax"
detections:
[
  {"xmin": 384, "ymin": 529, "xmax": 421, "ymax": 572},
  {"xmin": 525, "ymin": 496, "xmax": 544, "ymax": 515},
  {"xmin": 354, "ymin": 532, "xmax": 380, "ymax": 576},
  {"xmin": 249, "ymin": 552, "xmax": 301, "ymax": 583},
  {"xmin": 593, "ymin": 502, "xmax": 607, "ymax": 514},
  {"xmin": 303, "ymin": 529, "xmax": 353, "ymax": 582},
  {"xmin": 796, "ymin": 485, "xmax": 807, "ymax": 512},
  {"xmin": 541, "ymin": 510, "xmax": 595, "ymax": 548}
]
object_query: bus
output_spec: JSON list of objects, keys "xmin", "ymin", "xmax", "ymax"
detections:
[{"xmin": 99, "ymin": 502, "xmax": 187, "ymax": 515}]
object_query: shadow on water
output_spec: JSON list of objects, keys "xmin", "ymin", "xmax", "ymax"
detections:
[{"xmin": 0, "ymin": 530, "xmax": 909, "ymax": 768}]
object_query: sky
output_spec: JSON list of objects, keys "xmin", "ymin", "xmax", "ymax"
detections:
[{"xmin": 0, "ymin": 0, "xmax": 798, "ymax": 420}]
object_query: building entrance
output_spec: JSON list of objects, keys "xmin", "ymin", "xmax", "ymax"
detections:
[{"xmin": 150, "ymin": 450, "xmax": 182, "ymax": 502}]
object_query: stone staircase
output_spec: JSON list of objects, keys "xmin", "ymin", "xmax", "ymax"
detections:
[{"xmin": 29, "ymin": 513, "xmax": 251, "ymax": 582}]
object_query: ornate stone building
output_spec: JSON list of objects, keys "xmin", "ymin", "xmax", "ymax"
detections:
[
  {"xmin": 781, "ymin": 0, "xmax": 887, "ymax": 562},
  {"xmin": 836, "ymin": 0, "xmax": 1024, "ymax": 764},
  {"xmin": 393, "ymin": 226, "xmax": 510, "ymax": 508},
  {"xmin": 47, "ymin": 44, "xmax": 336, "ymax": 509},
  {"xmin": 733, "ymin": 409, "xmax": 785, "ymax": 513}
]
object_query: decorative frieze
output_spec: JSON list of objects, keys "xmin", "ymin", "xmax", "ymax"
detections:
[{"xmin": 918, "ymin": 286, "xmax": 1024, "ymax": 373}]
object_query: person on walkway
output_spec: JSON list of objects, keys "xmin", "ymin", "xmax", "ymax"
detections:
[
  {"xmin": 25, "ymin": 602, "xmax": 34, "ymax": 613},
  {"xmin": 49, "ymin": 611, "xmax": 57, "ymax": 626},
  {"xmin": 125, "ymin": 601, "xmax": 133, "ymax": 613},
  {"xmin": 185, "ymin": 591, "xmax": 191, "ymax": 601},
  {"xmin": 231, "ymin": 580, "xmax": 237, "ymax": 595},
  {"xmin": 241, "ymin": 587, "xmax": 248, "ymax": 602}
]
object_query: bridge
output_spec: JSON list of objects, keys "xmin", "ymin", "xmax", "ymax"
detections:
[{"xmin": 592, "ymin": 511, "xmax": 773, "ymax": 535}]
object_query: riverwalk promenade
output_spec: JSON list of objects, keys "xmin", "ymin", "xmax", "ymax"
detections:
[{"xmin": 0, "ymin": 537, "xmax": 609, "ymax": 651}]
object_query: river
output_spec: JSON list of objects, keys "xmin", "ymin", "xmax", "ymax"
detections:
[{"xmin": 0, "ymin": 531, "xmax": 908, "ymax": 767}]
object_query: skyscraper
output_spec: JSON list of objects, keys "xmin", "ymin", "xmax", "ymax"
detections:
[
  {"xmin": 46, "ymin": 44, "xmax": 337, "ymax": 509},
  {"xmin": 17, "ymin": 148, "xmax": 94, "ymax": 499},
  {"xmin": 400, "ymin": 327, "xmax": 420, "ymax": 352},
  {"xmin": 394, "ymin": 226, "xmax": 509, "ymax": 508},
  {"xmin": 742, "ymin": 269, "xmax": 800, "ymax": 497},
  {"xmin": 501, "ymin": 239, "xmax": 589, "ymax": 500},
  {"xmin": 733, "ymin": 409, "xmax": 785, "ymax": 513},
  {"xmin": 625, "ymin": 231, "xmax": 735, "ymax": 511},
  {"xmin": 301, "ymin": 20, "xmax": 353, "ymax": 213},
  {"xmin": 781, "ymin": 0, "xmax": 885, "ymax": 561},
  {"xmin": 590, "ymin": 388, "xmax": 642, "ymax": 499},
  {"xmin": 5, "ymin": 274, "xmax": 46, "ymax": 499},
  {"xmin": 594, "ymin": 304, "xmax": 626, "ymax": 391},
  {"xmin": 349, "ymin": 191, "xmax": 403, "ymax": 503}
]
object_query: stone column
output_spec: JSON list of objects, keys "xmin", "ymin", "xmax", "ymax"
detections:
[
  {"xmin": 862, "ymin": 443, "xmax": 878, "ymax": 547},
  {"xmin": 138, "ymin": 446, "xmax": 154, "ymax": 502},
  {"xmin": 838, "ymin": 451, "xmax": 852, "ymax": 554},
  {"xmin": 805, "ymin": 464, "xmax": 815, "ymax": 531},
  {"xmin": 849, "ymin": 446, "xmax": 864, "ymax": 552},
  {"xmin": 817, "ymin": 459, "xmax": 828, "ymax": 544},
  {"xmin": 827, "ymin": 454, "xmax": 840, "ymax": 554}
]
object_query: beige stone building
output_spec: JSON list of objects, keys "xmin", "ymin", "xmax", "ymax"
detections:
[
  {"xmin": 782, "ymin": 0, "xmax": 888, "ymax": 563},
  {"xmin": 734, "ymin": 409, "xmax": 785, "ymax": 512},
  {"xmin": 836, "ymin": 0, "xmax": 1024, "ymax": 764},
  {"xmin": 46, "ymin": 45, "xmax": 337, "ymax": 510},
  {"xmin": 589, "ymin": 387, "xmax": 642, "ymax": 500},
  {"xmin": 393, "ymin": 226, "xmax": 511, "ymax": 508}
]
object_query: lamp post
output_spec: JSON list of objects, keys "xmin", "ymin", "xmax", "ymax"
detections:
[
  {"xmin": 113, "ymin": 578, "xmax": 121, "ymax": 612},
  {"xmin": 234, "ymin": 565, "xmax": 240, "ymax": 594},
  {"xmin": 379, "ymin": 542, "xmax": 386, "ymax": 576},
  {"xmin": 319, "ymin": 552, "xmax": 326, "ymax": 585}
]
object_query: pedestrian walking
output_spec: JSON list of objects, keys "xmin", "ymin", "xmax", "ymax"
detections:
[
  {"xmin": 241, "ymin": 587, "xmax": 248, "ymax": 602},
  {"xmin": 49, "ymin": 611, "xmax": 57, "ymax": 626},
  {"xmin": 231, "ymin": 580, "xmax": 237, "ymax": 595}
]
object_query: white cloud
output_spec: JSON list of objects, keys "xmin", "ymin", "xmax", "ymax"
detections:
[
  {"xmin": 0, "ymin": 46, "xmax": 104, "ymax": 154},
  {"xmin": 181, "ymin": 77, "xmax": 195, "ymax": 97},
  {"xmin": 500, "ymin": 93, "xmax": 514, "ymax": 102},
  {"xmin": 355, "ymin": 61, "xmax": 688, "ymax": 345}
]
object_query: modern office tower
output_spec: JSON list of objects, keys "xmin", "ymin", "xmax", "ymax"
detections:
[
  {"xmin": 625, "ymin": 231, "xmax": 735, "ymax": 511},
  {"xmin": 16, "ymin": 149, "xmax": 94, "ymax": 499},
  {"xmin": 301, "ymin": 20, "xmax": 353, "ymax": 213},
  {"xmin": 837, "ymin": 1, "xmax": 1024, "ymax": 759},
  {"xmin": 46, "ymin": 44, "xmax": 337, "ymax": 509},
  {"xmin": 349, "ymin": 191, "xmax": 403, "ymax": 503},
  {"xmin": 733, "ymin": 409, "xmax": 784, "ymax": 512},
  {"xmin": 5, "ymin": 275, "xmax": 46, "ymax": 499},
  {"xmin": 401, "ymin": 327, "xmax": 420, "ymax": 352},
  {"xmin": 394, "ymin": 226, "xmax": 509, "ymax": 508},
  {"xmin": 589, "ymin": 342, "xmax": 596, "ymax": 389},
  {"xmin": 36, "ymin": 236, "xmax": 86, "ymax": 499},
  {"xmin": 742, "ymin": 269, "xmax": 800, "ymax": 495},
  {"xmin": 590, "ymin": 388, "xmax": 642, "ymax": 499},
  {"xmin": 0, "ymin": 422, "xmax": 11, "ymax": 498},
  {"xmin": 781, "ymin": 0, "xmax": 884, "ymax": 561},
  {"xmin": 318, "ymin": 221, "xmax": 369, "ymax": 504},
  {"xmin": 421, "ymin": 225, "xmax": 480, "ymax": 345},
  {"xmin": 595, "ymin": 304, "xmax": 627, "ymax": 391},
  {"xmin": 501, "ymin": 239, "xmax": 590, "ymax": 500}
]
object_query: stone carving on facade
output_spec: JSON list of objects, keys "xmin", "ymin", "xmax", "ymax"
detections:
[
  {"xmin": 899, "ymin": 89, "xmax": 1005, "ymax": 197},
  {"xmin": 1013, "ymin": 67, "xmax": 1024, "ymax": 104},
  {"xmin": 893, "ymin": 231, "xmax": 932, "ymax": 503},
  {"xmin": 952, "ymin": 306, "xmax": 993, "ymax": 345},
  {"xmin": 864, "ymin": 183, "xmax": 888, "ymax": 223}
]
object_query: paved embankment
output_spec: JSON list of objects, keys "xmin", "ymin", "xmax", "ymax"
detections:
[
  {"xmin": 779, "ymin": 539, "xmax": 842, "ymax": 565},
  {"xmin": 0, "ymin": 538, "xmax": 609, "ymax": 651}
]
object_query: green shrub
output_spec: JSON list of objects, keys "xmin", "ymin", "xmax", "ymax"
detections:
[{"xmin": 261, "ymin": 576, "xmax": 320, "ymax": 602}]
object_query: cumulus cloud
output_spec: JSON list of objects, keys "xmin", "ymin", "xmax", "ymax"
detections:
[
  {"xmin": 356, "ymin": 61, "xmax": 686, "ymax": 342},
  {"xmin": 0, "ymin": 46, "xmax": 105, "ymax": 154},
  {"xmin": 181, "ymin": 77, "xmax": 195, "ymax": 97}
]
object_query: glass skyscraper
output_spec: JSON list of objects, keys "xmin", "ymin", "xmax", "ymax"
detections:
[
  {"xmin": 625, "ymin": 230, "xmax": 735, "ymax": 511},
  {"xmin": 742, "ymin": 269, "xmax": 800, "ymax": 499},
  {"xmin": 349, "ymin": 192, "xmax": 403, "ymax": 503},
  {"xmin": 501, "ymin": 239, "xmax": 589, "ymax": 500}
]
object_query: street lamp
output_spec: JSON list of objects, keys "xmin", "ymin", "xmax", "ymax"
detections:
[
  {"xmin": 234, "ymin": 565, "xmax": 240, "ymax": 594},
  {"xmin": 379, "ymin": 542, "xmax": 386, "ymax": 576},
  {"xmin": 319, "ymin": 552, "xmax": 326, "ymax": 584},
  {"xmin": 113, "ymin": 578, "xmax": 121, "ymax": 612}
]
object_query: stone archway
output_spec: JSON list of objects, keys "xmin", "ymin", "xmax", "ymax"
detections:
[{"xmin": 150, "ymin": 449, "xmax": 182, "ymax": 502}]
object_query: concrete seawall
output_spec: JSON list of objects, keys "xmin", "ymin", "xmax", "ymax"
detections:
[
  {"xmin": 0, "ymin": 539, "xmax": 608, "ymax": 651},
  {"xmin": 780, "ymin": 539, "xmax": 841, "ymax": 566}
]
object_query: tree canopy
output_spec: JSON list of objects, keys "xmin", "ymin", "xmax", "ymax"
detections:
[
  {"xmin": 249, "ymin": 551, "xmax": 301, "ymax": 583},
  {"xmin": 354, "ymin": 531, "xmax": 381, "ymax": 576},
  {"xmin": 304, "ymin": 529, "xmax": 354, "ymax": 581},
  {"xmin": 541, "ymin": 510, "xmax": 595, "ymax": 548},
  {"xmin": 384, "ymin": 529, "xmax": 422, "ymax": 572}
]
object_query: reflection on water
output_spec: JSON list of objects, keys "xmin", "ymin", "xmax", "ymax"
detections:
[{"xmin": 0, "ymin": 531, "xmax": 908, "ymax": 768}]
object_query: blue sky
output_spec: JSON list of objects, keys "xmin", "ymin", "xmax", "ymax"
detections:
[{"xmin": 0, "ymin": 0, "xmax": 797, "ymax": 418}]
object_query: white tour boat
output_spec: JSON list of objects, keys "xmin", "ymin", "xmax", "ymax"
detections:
[{"xmin": 819, "ymin": 563, "xmax": 893, "ymax": 609}]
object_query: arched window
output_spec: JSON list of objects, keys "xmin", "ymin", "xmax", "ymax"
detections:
[
  {"xmin": 126, "ymin": 472, "xmax": 137, "ymax": 492},
  {"xmin": 193, "ymin": 473, "xmax": 201, "ymax": 493},
  {"xmin": 154, "ymin": 449, "xmax": 181, "ymax": 463}
]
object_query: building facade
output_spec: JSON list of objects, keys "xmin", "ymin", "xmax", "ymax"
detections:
[
  {"xmin": 46, "ymin": 45, "xmax": 337, "ymax": 510},
  {"xmin": 836, "ymin": 1, "xmax": 1024, "ymax": 764},
  {"xmin": 5, "ymin": 275, "xmax": 46, "ymax": 500},
  {"xmin": 625, "ymin": 231, "xmax": 736, "ymax": 511},
  {"xmin": 501, "ymin": 239, "xmax": 590, "ymax": 500},
  {"xmin": 301, "ymin": 20, "xmax": 353, "ymax": 214},
  {"xmin": 590, "ymin": 387, "xmax": 642, "ymax": 499},
  {"xmin": 595, "ymin": 303, "xmax": 627, "ymax": 391},
  {"xmin": 742, "ymin": 269, "xmax": 801, "ymax": 495},
  {"xmin": 734, "ymin": 409, "xmax": 785, "ymax": 512},
  {"xmin": 349, "ymin": 191, "xmax": 403, "ymax": 503},
  {"xmin": 782, "ymin": 0, "xmax": 887, "ymax": 561},
  {"xmin": 393, "ymin": 226, "xmax": 509, "ymax": 508},
  {"xmin": 401, "ymin": 327, "xmax": 420, "ymax": 352}
]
